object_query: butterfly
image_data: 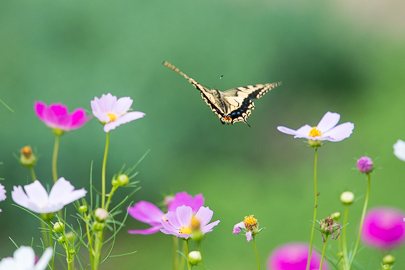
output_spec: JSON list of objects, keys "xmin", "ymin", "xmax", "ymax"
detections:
[{"xmin": 163, "ymin": 61, "xmax": 281, "ymax": 126}]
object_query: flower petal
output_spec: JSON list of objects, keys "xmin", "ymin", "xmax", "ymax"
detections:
[
  {"xmin": 14, "ymin": 246, "xmax": 35, "ymax": 268},
  {"xmin": 277, "ymin": 126, "xmax": 298, "ymax": 136},
  {"xmin": 317, "ymin": 112, "xmax": 340, "ymax": 132},
  {"xmin": 114, "ymin": 97, "xmax": 133, "ymax": 115},
  {"xmin": 201, "ymin": 220, "xmax": 220, "ymax": 234},
  {"xmin": 104, "ymin": 111, "xmax": 145, "ymax": 132},
  {"xmin": 11, "ymin": 186, "xmax": 30, "ymax": 208},
  {"xmin": 175, "ymin": 206, "xmax": 193, "ymax": 227},
  {"xmin": 195, "ymin": 206, "xmax": 213, "ymax": 227},
  {"xmin": 34, "ymin": 248, "xmax": 53, "ymax": 270},
  {"xmin": 293, "ymin": 125, "xmax": 312, "ymax": 138},
  {"xmin": 128, "ymin": 201, "xmax": 164, "ymax": 225},
  {"xmin": 24, "ymin": 181, "xmax": 49, "ymax": 208},
  {"xmin": 322, "ymin": 122, "xmax": 354, "ymax": 142},
  {"xmin": 233, "ymin": 222, "xmax": 245, "ymax": 234},
  {"xmin": 394, "ymin": 140, "xmax": 405, "ymax": 161},
  {"xmin": 34, "ymin": 101, "xmax": 47, "ymax": 121},
  {"xmin": 70, "ymin": 109, "xmax": 88, "ymax": 130},
  {"xmin": 246, "ymin": 231, "xmax": 253, "ymax": 242},
  {"xmin": 128, "ymin": 226, "xmax": 162, "ymax": 235}
]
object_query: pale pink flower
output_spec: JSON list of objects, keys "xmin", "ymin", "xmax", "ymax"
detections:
[
  {"xmin": 34, "ymin": 101, "xmax": 88, "ymax": 132},
  {"xmin": 12, "ymin": 178, "xmax": 86, "ymax": 214},
  {"xmin": 277, "ymin": 112, "xmax": 354, "ymax": 142},
  {"xmin": 0, "ymin": 246, "xmax": 52, "ymax": 270},
  {"xmin": 91, "ymin": 93, "xmax": 145, "ymax": 132},
  {"xmin": 0, "ymin": 184, "xmax": 6, "ymax": 212},
  {"xmin": 161, "ymin": 205, "xmax": 220, "ymax": 239},
  {"xmin": 393, "ymin": 140, "xmax": 405, "ymax": 161}
]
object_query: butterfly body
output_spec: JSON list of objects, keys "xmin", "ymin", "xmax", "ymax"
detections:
[{"xmin": 163, "ymin": 61, "xmax": 281, "ymax": 125}]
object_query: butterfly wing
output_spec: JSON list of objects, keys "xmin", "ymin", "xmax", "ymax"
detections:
[{"xmin": 220, "ymin": 82, "xmax": 281, "ymax": 124}]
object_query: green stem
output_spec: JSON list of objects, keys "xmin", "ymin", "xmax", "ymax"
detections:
[
  {"xmin": 319, "ymin": 236, "xmax": 329, "ymax": 270},
  {"xmin": 105, "ymin": 185, "xmax": 118, "ymax": 211},
  {"xmin": 30, "ymin": 167, "xmax": 37, "ymax": 181},
  {"xmin": 252, "ymin": 238, "xmax": 261, "ymax": 270},
  {"xmin": 172, "ymin": 237, "xmax": 179, "ymax": 270},
  {"xmin": 341, "ymin": 206, "xmax": 350, "ymax": 270},
  {"xmin": 306, "ymin": 147, "xmax": 319, "ymax": 270},
  {"xmin": 349, "ymin": 173, "xmax": 371, "ymax": 268},
  {"xmin": 101, "ymin": 132, "xmax": 110, "ymax": 209},
  {"xmin": 52, "ymin": 134, "xmax": 61, "ymax": 182},
  {"xmin": 93, "ymin": 231, "xmax": 103, "ymax": 270},
  {"xmin": 185, "ymin": 240, "xmax": 192, "ymax": 270}
]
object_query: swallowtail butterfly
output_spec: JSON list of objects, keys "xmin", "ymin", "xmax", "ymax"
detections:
[{"xmin": 163, "ymin": 61, "xmax": 281, "ymax": 126}]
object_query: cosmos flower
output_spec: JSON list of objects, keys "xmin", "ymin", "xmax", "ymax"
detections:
[
  {"xmin": 91, "ymin": 93, "xmax": 145, "ymax": 132},
  {"xmin": 0, "ymin": 246, "xmax": 52, "ymax": 270},
  {"xmin": 267, "ymin": 243, "xmax": 328, "ymax": 270},
  {"xmin": 233, "ymin": 215, "xmax": 262, "ymax": 242},
  {"xmin": 0, "ymin": 184, "xmax": 6, "ymax": 212},
  {"xmin": 277, "ymin": 112, "xmax": 354, "ymax": 142},
  {"xmin": 34, "ymin": 101, "xmax": 88, "ymax": 133},
  {"xmin": 161, "ymin": 205, "xmax": 220, "ymax": 239},
  {"xmin": 128, "ymin": 192, "xmax": 204, "ymax": 235},
  {"xmin": 356, "ymin": 156, "xmax": 374, "ymax": 174},
  {"xmin": 393, "ymin": 140, "xmax": 405, "ymax": 161},
  {"xmin": 362, "ymin": 207, "xmax": 405, "ymax": 250},
  {"xmin": 12, "ymin": 178, "xmax": 86, "ymax": 214}
]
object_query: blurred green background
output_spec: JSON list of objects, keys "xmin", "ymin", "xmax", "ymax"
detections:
[{"xmin": 1, "ymin": 0, "xmax": 405, "ymax": 269}]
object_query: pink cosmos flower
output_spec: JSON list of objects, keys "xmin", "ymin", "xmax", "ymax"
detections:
[
  {"xmin": 277, "ymin": 112, "xmax": 354, "ymax": 142},
  {"xmin": 362, "ymin": 207, "xmax": 405, "ymax": 250},
  {"xmin": 128, "ymin": 192, "xmax": 204, "ymax": 235},
  {"xmin": 161, "ymin": 205, "xmax": 220, "ymax": 239},
  {"xmin": 0, "ymin": 246, "xmax": 53, "ymax": 270},
  {"xmin": 34, "ymin": 101, "xmax": 88, "ymax": 132},
  {"xmin": 91, "ymin": 93, "xmax": 145, "ymax": 132},
  {"xmin": 12, "ymin": 178, "xmax": 87, "ymax": 214},
  {"xmin": 0, "ymin": 184, "xmax": 6, "ymax": 212},
  {"xmin": 268, "ymin": 243, "xmax": 328, "ymax": 270},
  {"xmin": 393, "ymin": 140, "xmax": 405, "ymax": 161},
  {"xmin": 357, "ymin": 156, "xmax": 373, "ymax": 174}
]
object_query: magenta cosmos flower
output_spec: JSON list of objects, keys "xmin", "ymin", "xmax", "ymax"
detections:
[
  {"xmin": 34, "ymin": 101, "xmax": 88, "ymax": 132},
  {"xmin": 128, "ymin": 192, "xmax": 204, "ymax": 235},
  {"xmin": 356, "ymin": 156, "xmax": 374, "ymax": 174},
  {"xmin": 161, "ymin": 205, "xmax": 220, "ymax": 239},
  {"xmin": 362, "ymin": 207, "xmax": 405, "ymax": 250},
  {"xmin": 277, "ymin": 112, "xmax": 354, "ymax": 142},
  {"xmin": 268, "ymin": 243, "xmax": 328, "ymax": 270},
  {"xmin": 91, "ymin": 93, "xmax": 145, "ymax": 132}
]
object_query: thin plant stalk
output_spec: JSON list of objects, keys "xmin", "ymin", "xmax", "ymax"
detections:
[
  {"xmin": 319, "ymin": 236, "xmax": 329, "ymax": 270},
  {"xmin": 350, "ymin": 173, "xmax": 371, "ymax": 268},
  {"xmin": 52, "ymin": 134, "xmax": 61, "ymax": 182},
  {"xmin": 306, "ymin": 147, "xmax": 319, "ymax": 270},
  {"xmin": 185, "ymin": 239, "xmax": 192, "ymax": 270},
  {"xmin": 252, "ymin": 238, "xmax": 261, "ymax": 270},
  {"xmin": 172, "ymin": 237, "xmax": 179, "ymax": 270},
  {"xmin": 30, "ymin": 167, "xmax": 37, "ymax": 181},
  {"xmin": 101, "ymin": 132, "xmax": 110, "ymax": 209},
  {"xmin": 341, "ymin": 206, "xmax": 350, "ymax": 270}
]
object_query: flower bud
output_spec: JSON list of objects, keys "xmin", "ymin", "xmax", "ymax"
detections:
[
  {"xmin": 308, "ymin": 140, "xmax": 322, "ymax": 148},
  {"xmin": 65, "ymin": 231, "xmax": 76, "ymax": 244},
  {"xmin": 340, "ymin": 191, "xmax": 354, "ymax": 205},
  {"xmin": 57, "ymin": 235, "xmax": 66, "ymax": 244},
  {"xmin": 382, "ymin": 255, "xmax": 395, "ymax": 266},
  {"xmin": 95, "ymin": 208, "xmax": 109, "ymax": 222},
  {"xmin": 191, "ymin": 230, "xmax": 204, "ymax": 242},
  {"xmin": 19, "ymin": 146, "xmax": 37, "ymax": 168},
  {"xmin": 41, "ymin": 213, "xmax": 54, "ymax": 221},
  {"xmin": 53, "ymin": 222, "xmax": 65, "ymax": 233},
  {"xmin": 112, "ymin": 173, "xmax": 129, "ymax": 187},
  {"xmin": 78, "ymin": 205, "xmax": 88, "ymax": 214},
  {"xmin": 93, "ymin": 222, "xmax": 105, "ymax": 231},
  {"xmin": 357, "ymin": 156, "xmax": 373, "ymax": 174},
  {"xmin": 188, "ymin": 251, "xmax": 202, "ymax": 266},
  {"xmin": 330, "ymin": 212, "xmax": 341, "ymax": 221}
]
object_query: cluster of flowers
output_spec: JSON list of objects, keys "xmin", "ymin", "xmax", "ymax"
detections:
[{"xmin": 1, "ymin": 106, "xmax": 404, "ymax": 270}]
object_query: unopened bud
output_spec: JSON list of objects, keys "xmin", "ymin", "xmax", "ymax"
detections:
[
  {"xmin": 357, "ymin": 156, "xmax": 373, "ymax": 174},
  {"xmin": 20, "ymin": 146, "xmax": 37, "ymax": 167},
  {"xmin": 95, "ymin": 208, "xmax": 109, "ymax": 222},
  {"xmin": 382, "ymin": 255, "xmax": 395, "ymax": 266},
  {"xmin": 53, "ymin": 222, "xmax": 65, "ymax": 233},
  {"xmin": 78, "ymin": 205, "xmax": 88, "ymax": 214},
  {"xmin": 308, "ymin": 140, "xmax": 322, "ymax": 148},
  {"xmin": 93, "ymin": 222, "xmax": 105, "ymax": 231},
  {"xmin": 112, "ymin": 173, "xmax": 129, "ymax": 187},
  {"xmin": 191, "ymin": 230, "xmax": 204, "ymax": 242},
  {"xmin": 57, "ymin": 236, "xmax": 66, "ymax": 244},
  {"xmin": 65, "ymin": 232, "xmax": 76, "ymax": 244},
  {"xmin": 330, "ymin": 212, "xmax": 341, "ymax": 221},
  {"xmin": 188, "ymin": 251, "xmax": 202, "ymax": 266},
  {"xmin": 340, "ymin": 191, "xmax": 354, "ymax": 205}
]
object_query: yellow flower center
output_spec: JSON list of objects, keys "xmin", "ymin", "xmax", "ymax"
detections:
[
  {"xmin": 107, "ymin": 113, "xmax": 118, "ymax": 122},
  {"xmin": 179, "ymin": 226, "xmax": 192, "ymax": 235},
  {"xmin": 191, "ymin": 216, "xmax": 201, "ymax": 230},
  {"xmin": 309, "ymin": 127, "xmax": 322, "ymax": 137},
  {"xmin": 244, "ymin": 215, "xmax": 258, "ymax": 231}
]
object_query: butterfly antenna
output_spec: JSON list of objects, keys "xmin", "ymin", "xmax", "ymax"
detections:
[
  {"xmin": 162, "ymin": 61, "xmax": 192, "ymax": 81},
  {"xmin": 244, "ymin": 120, "xmax": 251, "ymax": 127}
]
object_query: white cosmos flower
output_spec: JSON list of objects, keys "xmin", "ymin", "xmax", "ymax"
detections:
[
  {"xmin": 91, "ymin": 93, "xmax": 145, "ymax": 133},
  {"xmin": 277, "ymin": 111, "xmax": 354, "ymax": 142},
  {"xmin": 0, "ymin": 183, "xmax": 6, "ymax": 212},
  {"xmin": 0, "ymin": 246, "xmax": 52, "ymax": 270},
  {"xmin": 394, "ymin": 140, "xmax": 405, "ymax": 161},
  {"xmin": 12, "ymin": 177, "xmax": 86, "ymax": 214}
]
